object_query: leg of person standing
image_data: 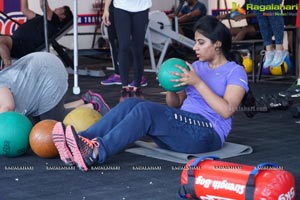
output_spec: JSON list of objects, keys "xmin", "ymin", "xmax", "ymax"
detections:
[
  {"xmin": 130, "ymin": 9, "xmax": 149, "ymax": 97},
  {"xmin": 101, "ymin": 3, "xmax": 122, "ymax": 86},
  {"xmin": 114, "ymin": 8, "xmax": 149, "ymax": 101},
  {"xmin": 251, "ymin": 1, "xmax": 274, "ymax": 67},
  {"xmin": 251, "ymin": 0, "xmax": 288, "ymax": 68},
  {"xmin": 114, "ymin": 8, "xmax": 133, "ymax": 101},
  {"xmin": 267, "ymin": 0, "xmax": 288, "ymax": 67}
]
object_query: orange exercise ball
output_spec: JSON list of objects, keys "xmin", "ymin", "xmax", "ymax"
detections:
[{"xmin": 29, "ymin": 119, "xmax": 59, "ymax": 158}]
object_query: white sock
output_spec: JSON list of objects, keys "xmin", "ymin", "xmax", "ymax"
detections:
[{"xmin": 297, "ymin": 78, "xmax": 300, "ymax": 85}]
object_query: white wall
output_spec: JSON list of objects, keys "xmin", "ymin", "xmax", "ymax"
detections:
[{"xmin": 151, "ymin": 0, "xmax": 175, "ymax": 11}]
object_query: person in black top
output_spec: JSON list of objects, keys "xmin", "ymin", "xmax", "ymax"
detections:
[{"xmin": 0, "ymin": 0, "xmax": 73, "ymax": 68}]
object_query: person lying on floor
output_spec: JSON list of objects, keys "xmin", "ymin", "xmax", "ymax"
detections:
[
  {"xmin": 0, "ymin": 0, "xmax": 73, "ymax": 68},
  {"xmin": 52, "ymin": 15, "xmax": 249, "ymax": 172},
  {"xmin": 0, "ymin": 52, "xmax": 110, "ymax": 123}
]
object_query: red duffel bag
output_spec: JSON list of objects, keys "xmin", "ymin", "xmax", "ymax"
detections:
[{"xmin": 179, "ymin": 156, "xmax": 296, "ymax": 200}]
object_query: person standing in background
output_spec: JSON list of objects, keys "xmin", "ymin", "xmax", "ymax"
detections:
[
  {"xmin": 100, "ymin": 1, "xmax": 148, "ymax": 87},
  {"xmin": 100, "ymin": 1, "xmax": 121, "ymax": 86},
  {"xmin": 102, "ymin": 0, "xmax": 152, "ymax": 101}
]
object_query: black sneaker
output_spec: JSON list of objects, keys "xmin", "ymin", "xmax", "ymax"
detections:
[
  {"xmin": 65, "ymin": 126, "xmax": 99, "ymax": 172},
  {"xmin": 278, "ymin": 83, "xmax": 300, "ymax": 98}
]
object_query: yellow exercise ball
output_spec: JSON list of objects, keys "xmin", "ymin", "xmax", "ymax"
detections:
[
  {"xmin": 63, "ymin": 107, "xmax": 102, "ymax": 132},
  {"xmin": 270, "ymin": 62, "xmax": 288, "ymax": 76},
  {"xmin": 242, "ymin": 56, "xmax": 253, "ymax": 73}
]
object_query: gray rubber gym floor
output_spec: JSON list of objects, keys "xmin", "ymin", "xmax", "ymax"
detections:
[{"xmin": 0, "ymin": 56, "xmax": 299, "ymax": 199}]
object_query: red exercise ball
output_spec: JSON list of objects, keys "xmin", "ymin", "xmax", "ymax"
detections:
[{"xmin": 29, "ymin": 119, "xmax": 59, "ymax": 158}]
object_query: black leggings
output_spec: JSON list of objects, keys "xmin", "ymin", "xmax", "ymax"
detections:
[
  {"xmin": 114, "ymin": 8, "xmax": 149, "ymax": 87},
  {"xmin": 107, "ymin": 5, "xmax": 119, "ymax": 74}
]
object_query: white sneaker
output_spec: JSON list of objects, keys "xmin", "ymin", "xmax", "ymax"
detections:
[
  {"xmin": 263, "ymin": 50, "xmax": 275, "ymax": 68},
  {"xmin": 270, "ymin": 50, "xmax": 288, "ymax": 67}
]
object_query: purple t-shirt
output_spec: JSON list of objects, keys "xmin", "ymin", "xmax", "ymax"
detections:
[{"xmin": 181, "ymin": 61, "xmax": 249, "ymax": 144}]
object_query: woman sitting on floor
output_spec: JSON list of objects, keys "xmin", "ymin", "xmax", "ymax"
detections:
[{"xmin": 52, "ymin": 16, "xmax": 249, "ymax": 172}]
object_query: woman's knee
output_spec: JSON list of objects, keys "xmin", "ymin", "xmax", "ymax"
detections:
[
  {"xmin": 130, "ymin": 101, "xmax": 158, "ymax": 116},
  {"xmin": 120, "ymin": 98, "xmax": 145, "ymax": 107}
]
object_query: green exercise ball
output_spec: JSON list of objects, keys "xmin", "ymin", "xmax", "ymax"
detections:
[
  {"xmin": 0, "ymin": 112, "xmax": 33, "ymax": 157},
  {"xmin": 158, "ymin": 58, "xmax": 190, "ymax": 92}
]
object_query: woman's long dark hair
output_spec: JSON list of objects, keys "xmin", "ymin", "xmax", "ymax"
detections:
[{"xmin": 193, "ymin": 15, "xmax": 242, "ymax": 65}]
